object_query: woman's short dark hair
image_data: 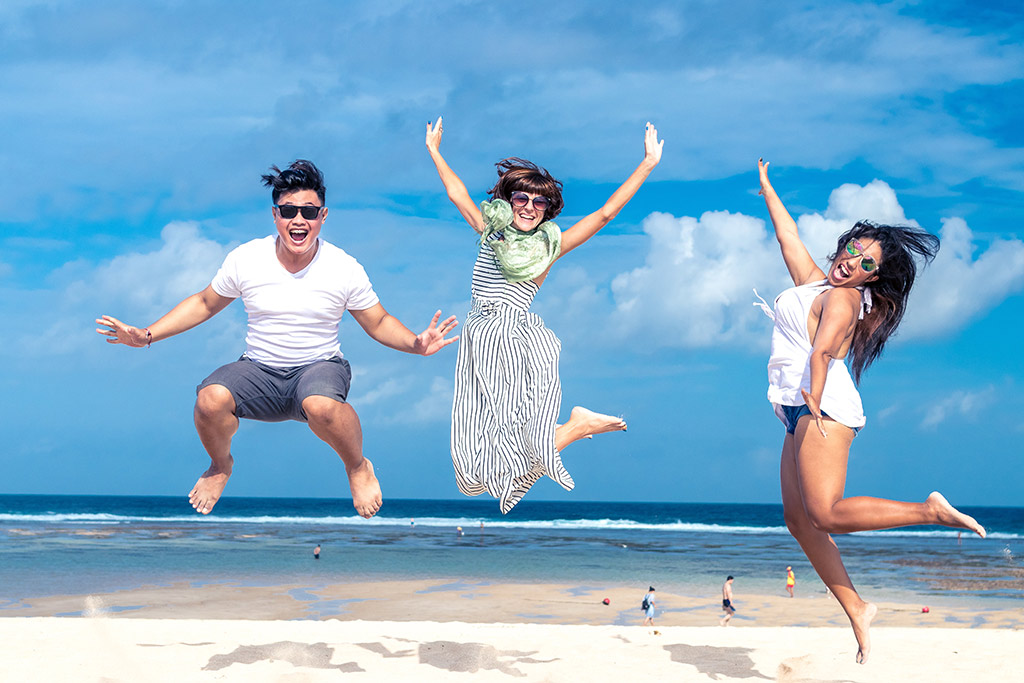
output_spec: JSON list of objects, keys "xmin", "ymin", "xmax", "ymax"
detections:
[
  {"xmin": 487, "ymin": 157, "xmax": 564, "ymax": 221},
  {"xmin": 833, "ymin": 221, "xmax": 940, "ymax": 382},
  {"xmin": 261, "ymin": 159, "xmax": 326, "ymax": 205}
]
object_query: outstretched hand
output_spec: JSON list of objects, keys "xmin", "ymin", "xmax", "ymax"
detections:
[
  {"xmin": 800, "ymin": 389, "xmax": 828, "ymax": 438},
  {"xmin": 413, "ymin": 310, "xmax": 459, "ymax": 356},
  {"xmin": 425, "ymin": 116, "xmax": 444, "ymax": 153},
  {"xmin": 643, "ymin": 122, "xmax": 664, "ymax": 167},
  {"xmin": 96, "ymin": 315, "xmax": 149, "ymax": 347},
  {"xmin": 758, "ymin": 158, "xmax": 771, "ymax": 196}
]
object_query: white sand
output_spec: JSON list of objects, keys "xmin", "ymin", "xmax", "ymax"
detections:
[{"xmin": 3, "ymin": 617, "xmax": 1021, "ymax": 682}]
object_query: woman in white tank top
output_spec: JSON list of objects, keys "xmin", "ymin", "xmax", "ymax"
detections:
[{"xmin": 758, "ymin": 159, "xmax": 986, "ymax": 664}]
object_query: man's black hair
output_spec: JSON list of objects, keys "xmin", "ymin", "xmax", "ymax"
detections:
[{"xmin": 261, "ymin": 159, "xmax": 326, "ymax": 204}]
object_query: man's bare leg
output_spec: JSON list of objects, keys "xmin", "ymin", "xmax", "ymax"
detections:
[
  {"xmin": 189, "ymin": 384, "xmax": 238, "ymax": 515},
  {"xmin": 302, "ymin": 395, "xmax": 382, "ymax": 519},
  {"xmin": 554, "ymin": 406, "xmax": 626, "ymax": 452}
]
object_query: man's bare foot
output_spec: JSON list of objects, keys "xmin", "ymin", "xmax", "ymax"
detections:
[
  {"xmin": 569, "ymin": 406, "xmax": 627, "ymax": 437},
  {"xmin": 347, "ymin": 457, "xmax": 382, "ymax": 519},
  {"xmin": 188, "ymin": 456, "xmax": 233, "ymax": 515},
  {"xmin": 927, "ymin": 491, "xmax": 985, "ymax": 538},
  {"xmin": 851, "ymin": 601, "xmax": 877, "ymax": 664}
]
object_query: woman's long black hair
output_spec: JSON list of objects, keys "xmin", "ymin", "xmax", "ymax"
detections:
[{"xmin": 834, "ymin": 221, "xmax": 940, "ymax": 383}]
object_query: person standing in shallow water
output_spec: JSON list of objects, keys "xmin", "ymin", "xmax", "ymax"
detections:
[
  {"xmin": 756, "ymin": 159, "xmax": 986, "ymax": 664},
  {"xmin": 786, "ymin": 566, "xmax": 795, "ymax": 597},
  {"xmin": 642, "ymin": 586, "xmax": 656, "ymax": 627},
  {"xmin": 97, "ymin": 160, "xmax": 458, "ymax": 519},
  {"xmin": 425, "ymin": 117, "xmax": 663, "ymax": 513}
]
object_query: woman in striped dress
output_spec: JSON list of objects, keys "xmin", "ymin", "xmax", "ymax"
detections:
[{"xmin": 425, "ymin": 117, "xmax": 663, "ymax": 513}]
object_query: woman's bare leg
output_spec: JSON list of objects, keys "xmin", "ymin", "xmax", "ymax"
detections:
[
  {"xmin": 781, "ymin": 429, "xmax": 876, "ymax": 663},
  {"xmin": 554, "ymin": 406, "xmax": 626, "ymax": 451},
  {"xmin": 794, "ymin": 418, "xmax": 984, "ymax": 537}
]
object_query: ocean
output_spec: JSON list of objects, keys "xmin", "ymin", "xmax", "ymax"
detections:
[{"xmin": 2, "ymin": 495, "xmax": 1021, "ymax": 608}]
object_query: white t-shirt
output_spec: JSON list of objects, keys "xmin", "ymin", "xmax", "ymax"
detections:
[{"xmin": 211, "ymin": 236, "xmax": 379, "ymax": 367}]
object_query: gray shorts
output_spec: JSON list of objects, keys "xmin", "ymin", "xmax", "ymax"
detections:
[{"xmin": 197, "ymin": 355, "xmax": 352, "ymax": 423}]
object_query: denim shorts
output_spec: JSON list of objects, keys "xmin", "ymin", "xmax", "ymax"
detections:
[
  {"xmin": 197, "ymin": 355, "xmax": 352, "ymax": 423},
  {"xmin": 779, "ymin": 404, "xmax": 860, "ymax": 436}
]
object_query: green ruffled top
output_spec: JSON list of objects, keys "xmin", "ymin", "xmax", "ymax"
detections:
[{"xmin": 479, "ymin": 198, "xmax": 561, "ymax": 283}]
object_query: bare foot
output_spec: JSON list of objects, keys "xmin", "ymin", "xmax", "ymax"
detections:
[
  {"xmin": 556, "ymin": 422, "xmax": 592, "ymax": 439},
  {"xmin": 347, "ymin": 457, "xmax": 382, "ymax": 519},
  {"xmin": 851, "ymin": 601, "xmax": 877, "ymax": 664},
  {"xmin": 927, "ymin": 491, "xmax": 985, "ymax": 538},
  {"xmin": 188, "ymin": 456, "xmax": 233, "ymax": 515},
  {"xmin": 569, "ymin": 406, "xmax": 627, "ymax": 437}
]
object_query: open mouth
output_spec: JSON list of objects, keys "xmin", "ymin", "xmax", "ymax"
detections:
[{"xmin": 288, "ymin": 229, "xmax": 309, "ymax": 244}]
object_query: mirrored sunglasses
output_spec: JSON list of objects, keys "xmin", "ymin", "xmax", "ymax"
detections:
[{"xmin": 845, "ymin": 239, "xmax": 878, "ymax": 272}]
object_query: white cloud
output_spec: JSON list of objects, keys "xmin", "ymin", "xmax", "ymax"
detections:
[
  {"xmin": 921, "ymin": 387, "xmax": 995, "ymax": 429},
  {"xmin": 605, "ymin": 180, "xmax": 1024, "ymax": 348},
  {"xmin": 357, "ymin": 378, "xmax": 406, "ymax": 406},
  {"xmin": 610, "ymin": 209, "xmax": 783, "ymax": 349},
  {"xmin": 874, "ymin": 403, "xmax": 901, "ymax": 424},
  {"xmin": 7, "ymin": 221, "xmax": 236, "ymax": 359},
  {"xmin": 72, "ymin": 221, "xmax": 234, "ymax": 318},
  {"xmin": 903, "ymin": 217, "xmax": 1024, "ymax": 338},
  {"xmin": 1, "ymin": 0, "xmax": 1023, "ymax": 225},
  {"xmin": 406, "ymin": 376, "xmax": 454, "ymax": 424}
]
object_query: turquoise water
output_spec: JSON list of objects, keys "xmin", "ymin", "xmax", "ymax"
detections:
[{"xmin": 1, "ymin": 495, "xmax": 1020, "ymax": 606}]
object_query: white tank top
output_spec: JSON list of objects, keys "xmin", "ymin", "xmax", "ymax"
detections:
[{"xmin": 755, "ymin": 281, "xmax": 871, "ymax": 430}]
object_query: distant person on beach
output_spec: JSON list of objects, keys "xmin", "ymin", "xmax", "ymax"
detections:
[
  {"xmin": 786, "ymin": 566, "xmax": 795, "ymax": 597},
  {"xmin": 313, "ymin": 544, "xmax": 321, "ymax": 560},
  {"xmin": 756, "ymin": 159, "xmax": 986, "ymax": 663},
  {"xmin": 97, "ymin": 160, "xmax": 458, "ymax": 519},
  {"xmin": 642, "ymin": 586, "xmax": 656, "ymax": 626},
  {"xmin": 720, "ymin": 576, "xmax": 735, "ymax": 626},
  {"xmin": 425, "ymin": 117, "xmax": 663, "ymax": 513}
]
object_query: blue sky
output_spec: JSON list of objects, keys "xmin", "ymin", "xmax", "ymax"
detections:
[{"xmin": 2, "ymin": 0, "xmax": 1022, "ymax": 507}]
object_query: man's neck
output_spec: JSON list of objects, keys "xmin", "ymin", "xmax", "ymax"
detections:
[{"xmin": 276, "ymin": 237, "xmax": 319, "ymax": 273}]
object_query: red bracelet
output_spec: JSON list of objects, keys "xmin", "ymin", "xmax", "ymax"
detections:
[{"xmin": 144, "ymin": 328, "xmax": 153, "ymax": 348}]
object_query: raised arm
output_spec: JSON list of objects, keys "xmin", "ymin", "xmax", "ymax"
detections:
[
  {"xmin": 425, "ymin": 117, "xmax": 484, "ymax": 232},
  {"xmin": 800, "ymin": 287, "xmax": 861, "ymax": 437},
  {"xmin": 349, "ymin": 303, "xmax": 459, "ymax": 356},
  {"xmin": 758, "ymin": 159, "xmax": 825, "ymax": 286},
  {"xmin": 558, "ymin": 122, "xmax": 663, "ymax": 257},
  {"xmin": 96, "ymin": 285, "xmax": 235, "ymax": 347}
]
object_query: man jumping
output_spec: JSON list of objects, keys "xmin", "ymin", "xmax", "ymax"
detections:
[{"xmin": 97, "ymin": 160, "xmax": 458, "ymax": 518}]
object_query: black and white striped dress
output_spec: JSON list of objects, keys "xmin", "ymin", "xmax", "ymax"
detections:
[{"xmin": 450, "ymin": 232, "xmax": 573, "ymax": 513}]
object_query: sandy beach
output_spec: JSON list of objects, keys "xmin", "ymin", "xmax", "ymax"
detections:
[{"xmin": 3, "ymin": 579, "xmax": 1021, "ymax": 681}]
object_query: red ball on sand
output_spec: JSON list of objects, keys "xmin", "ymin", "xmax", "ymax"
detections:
[
  {"xmin": 922, "ymin": 606, "xmax": 930, "ymax": 613},
  {"xmin": 602, "ymin": 598, "xmax": 610, "ymax": 605}
]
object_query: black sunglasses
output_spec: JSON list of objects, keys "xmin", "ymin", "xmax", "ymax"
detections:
[
  {"xmin": 276, "ymin": 204, "xmax": 323, "ymax": 220},
  {"xmin": 510, "ymin": 191, "xmax": 551, "ymax": 212}
]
